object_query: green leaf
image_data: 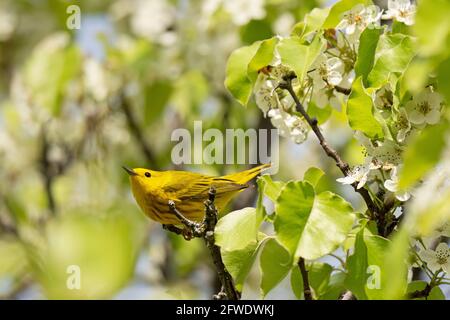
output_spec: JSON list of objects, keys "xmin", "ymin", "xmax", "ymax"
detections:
[
  {"xmin": 347, "ymin": 77, "xmax": 384, "ymax": 139},
  {"xmin": 256, "ymin": 177, "xmax": 267, "ymax": 226},
  {"xmin": 322, "ymin": 0, "xmax": 371, "ymax": 29},
  {"xmin": 222, "ymin": 240, "xmax": 261, "ymax": 291},
  {"xmin": 319, "ymin": 272, "xmax": 347, "ymax": 300},
  {"xmin": 290, "ymin": 267, "xmax": 304, "ymax": 299},
  {"xmin": 367, "ymin": 34, "xmax": 415, "ymax": 89},
  {"xmin": 225, "ymin": 42, "xmax": 260, "ymax": 106},
  {"xmin": 345, "ymin": 225, "xmax": 392, "ymax": 300},
  {"xmin": 277, "ymin": 35, "xmax": 325, "ymax": 82},
  {"xmin": 291, "ymin": 262, "xmax": 333, "ymax": 299},
  {"xmin": 303, "ymin": 167, "xmax": 325, "ymax": 187},
  {"xmin": 275, "ymin": 181, "xmax": 355, "ymax": 260},
  {"xmin": 399, "ymin": 122, "xmax": 449, "ymax": 189},
  {"xmin": 378, "ymin": 229, "xmax": 409, "ymax": 299},
  {"xmin": 355, "ymin": 27, "xmax": 383, "ymax": 84},
  {"xmin": 260, "ymin": 238, "xmax": 292, "ymax": 297},
  {"xmin": 308, "ymin": 262, "xmax": 333, "ymax": 298},
  {"xmin": 436, "ymin": 57, "xmax": 450, "ymax": 104},
  {"xmin": 215, "ymin": 207, "xmax": 258, "ymax": 251},
  {"xmin": 345, "ymin": 228, "xmax": 369, "ymax": 300},
  {"xmin": 247, "ymin": 37, "xmax": 279, "ymax": 82},
  {"xmin": 143, "ymin": 80, "xmax": 172, "ymax": 125},
  {"xmin": 292, "ymin": 7, "xmax": 331, "ymax": 39},
  {"xmin": 258, "ymin": 175, "xmax": 285, "ymax": 202},
  {"xmin": 414, "ymin": 0, "xmax": 450, "ymax": 57}
]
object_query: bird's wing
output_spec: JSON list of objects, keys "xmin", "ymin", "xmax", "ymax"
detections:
[{"xmin": 165, "ymin": 176, "xmax": 247, "ymax": 201}]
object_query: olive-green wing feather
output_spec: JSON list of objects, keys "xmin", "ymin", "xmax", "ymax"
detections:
[{"xmin": 163, "ymin": 175, "xmax": 247, "ymax": 201}]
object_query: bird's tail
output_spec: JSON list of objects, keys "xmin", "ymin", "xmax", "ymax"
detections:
[{"xmin": 223, "ymin": 163, "xmax": 271, "ymax": 185}]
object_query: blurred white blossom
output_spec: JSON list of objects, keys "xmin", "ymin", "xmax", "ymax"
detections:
[
  {"xmin": 405, "ymin": 88, "xmax": 443, "ymax": 125},
  {"xmin": 384, "ymin": 167, "xmax": 411, "ymax": 201},
  {"xmin": 83, "ymin": 58, "xmax": 109, "ymax": 101},
  {"xmin": 130, "ymin": 0, "xmax": 176, "ymax": 44},
  {"xmin": 268, "ymin": 109, "xmax": 308, "ymax": 144},
  {"xmin": 273, "ymin": 13, "xmax": 295, "ymax": 36},
  {"xmin": 0, "ymin": 7, "xmax": 16, "ymax": 41},
  {"xmin": 337, "ymin": 4, "xmax": 382, "ymax": 35},
  {"xmin": 382, "ymin": 0, "xmax": 416, "ymax": 26},
  {"xmin": 224, "ymin": 0, "xmax": 266, "ymax": 26}
]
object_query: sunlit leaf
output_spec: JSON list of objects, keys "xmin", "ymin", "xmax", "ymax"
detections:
[
  {"xmin": 399, "ymin": 122, "xmax": 449, "ymax": 189},
  {"xmin": 277, "ymin": 35, "xmax": 325, "ymax": 82},
  {"xmin": 225, "ymin": 42, "xmax": 260, "ymax": 106},
  {"xmin": 347, "ymin": 77, "xmax": 384, "ymax": 139},
  {"xmin": 275, "ymin": 181, "xmax": 355, "ymax": 260},
  {"xmin": 260, "ymin": 238, "xmax": 292, "ymax": 297}
]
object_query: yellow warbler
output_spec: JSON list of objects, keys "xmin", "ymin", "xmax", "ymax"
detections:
[{"xmin": 123, "ymin": 164, "xmax": 270, "ymax": 225}]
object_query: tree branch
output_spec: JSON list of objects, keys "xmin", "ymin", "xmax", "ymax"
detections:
[
  {"xmin": 165, "ymin": 188, "xmax": 241, "ymax": 300},
  {"xmin": 408, "ymin": 284, "xmax": 432, "ymax": 299},
  {"xmin": 298, "ymin": 258, "xmax": 313, "ymax": 300},
  {"xmin": 279, "ymin": 76, "xmax": 380, "ymax": 220},
  {"xmin": 120, "ymin": 94, "xmax": 157, "ymax": 166}
]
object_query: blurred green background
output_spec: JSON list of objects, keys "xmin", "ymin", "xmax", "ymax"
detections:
[{"xmin": 0, "ymin": 0, "xmax": 388, "ymax": 299}]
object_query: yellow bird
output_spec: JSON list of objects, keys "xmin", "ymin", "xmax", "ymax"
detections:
[{"xmin": 123, "ymin": 164, "xmax": 270, "ymax": 225}]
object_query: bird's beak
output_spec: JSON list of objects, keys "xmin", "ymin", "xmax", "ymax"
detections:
[{"xmin": 122, "ymin": 166, "xmax": 137, "ymax": 176}]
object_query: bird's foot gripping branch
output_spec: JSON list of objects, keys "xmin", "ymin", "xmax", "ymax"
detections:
[{"xmin": 165, "ymin": 187, "xmax": 241, "ymax": 300}]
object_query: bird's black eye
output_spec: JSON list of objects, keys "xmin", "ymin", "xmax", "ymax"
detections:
[{"xmin": 145, "ymin": 172, "xmax": 151, "ymax": 178}]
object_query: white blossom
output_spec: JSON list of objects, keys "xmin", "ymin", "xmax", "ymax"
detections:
[
  {"xmin": 254, "ymin": 76, "xmax": 279, "ymax": 116},
  {"xmin": 420, "ymin": 243, "xmax": 450, "ymax": 274},
  {"xmin": 384, "ymin": 167, "xmax": 411, "ymax": 201},
  {"xmin": 374, "ymin": 85, "xmax": 394, "ymax": 110},
  {"xmin": 224, "ymin": 0, "xmax": 266, "ymax": 26},
  {"xmin": 337, "ymin": 157, "xmax": 380, "ymax": 189},
  {"xmin": 311, "ymin": 54, "xmax": 344, "ymax": 89},
  {"xmin": 382, "ymin": 0, "xmax": 416, "ymax": 26},
  {"xmin": 0, "ymin": 8, "xmax": 16, "ymax": 41},
  {"xmin": 394, "ymin": 108, "xmax": 411, "ymax": 143},
  {"xmin": 83, "ymin": 58, "xmax": 109, "ymax": 101},
  {"xmin": 131, "ymin": 0, "xmax": 176, "ymax": 44},
  {"xmin": 268, "ymin": 109, "xmax": 308, "ymax": 144},
  {"xmin": 312, "ymin": 87, "xmax": 341, "ymax": 109},
  {"xmin": 405, "ymin": 88, "xmax": 443, "ymax": 125},
  {"xmin": 337, "ymin": 4, "xmax": 382, "ymax": 35}
]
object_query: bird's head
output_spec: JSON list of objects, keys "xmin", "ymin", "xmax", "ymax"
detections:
[{"xmin": 122, "ymin": 166, "xmax": 162, "ymax": 194}]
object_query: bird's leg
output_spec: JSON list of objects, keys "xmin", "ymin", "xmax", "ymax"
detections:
[{"xmin": 167, "ymin": 200, "xmax": 203, "ymax": 239}]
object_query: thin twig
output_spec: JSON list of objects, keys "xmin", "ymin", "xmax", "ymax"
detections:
[
  {"xmin": 298, "ymin": 258, "xmax": 313, "ymax": 300},
  {"xmin": 120, "ymin": 94, "xmax": 157, "ymax": 166},
  {"xmin": 165, "ymin": 188, "xmax": 241, "ymax": 300},
  {"xmin": 279, "ymin": 76, "xmax": 380, "ymax": 222}
]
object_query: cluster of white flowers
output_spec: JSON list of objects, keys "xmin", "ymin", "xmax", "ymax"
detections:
[
  {"xmin": 251, "ymin": 0, "xmax": 444, "ymax": 202},
  {"xmin": 254, "ymin": 61, "xmax": 309, "ymax": 144}
]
